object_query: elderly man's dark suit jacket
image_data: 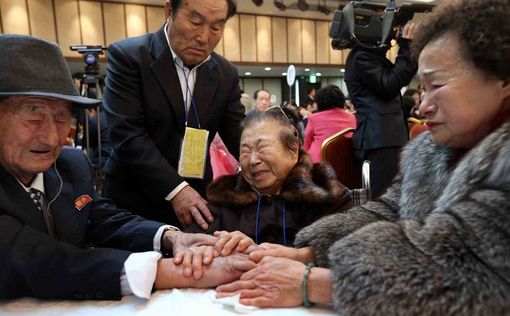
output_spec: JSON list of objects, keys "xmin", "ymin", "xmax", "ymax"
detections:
[
  {"xmin": 103, "ymin": 25, "xmax": 245, "ymax": 224},
  {"xmin": 0, "ymin": 148, "xmax": 163, "ymax": 300}
]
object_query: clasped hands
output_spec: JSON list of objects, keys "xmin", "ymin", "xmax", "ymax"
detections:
[{"xmin": 160, "ymin": 229, "xmax": 318, "ymax": 307}]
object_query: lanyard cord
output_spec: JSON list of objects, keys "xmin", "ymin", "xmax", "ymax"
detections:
[
  {"xmin": 178, "ymin": 65, "xmax": 201, "ymax": 129},
  {"xmin": 255, "ymin": 194, "xmax": 262, "ymax": 244},
  {"xmin": 255, "ymin": 194, "xmax": 287, "ymax": 245}
]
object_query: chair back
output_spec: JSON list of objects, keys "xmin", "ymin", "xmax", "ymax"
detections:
[{"xmin": 320, "ymin": 127, "xmax": 361, "ymax": 189}]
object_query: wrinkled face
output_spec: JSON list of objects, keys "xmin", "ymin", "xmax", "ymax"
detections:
[
  {"xmin": 254, "ymin": 90, "xmax": 270, "ymax": 112},
  {"xmin": 240, "ymin": 120, "xmax": 298, "ymax": 195},
  {"xmin": 0, "ymin": 97, "xmax": 72, "ymax": 185},
  {"xmin": 167, "ymin": 0, "xmax": 227, "ymax": 66},
  {"xmin": 418, "ymin": 32, "xmax": 510, "ymax": 148}
]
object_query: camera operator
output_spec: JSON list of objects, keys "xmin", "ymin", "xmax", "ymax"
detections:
[{"xmin": 345, "ymin": 23, "xmax": 418, "ymax": 199}]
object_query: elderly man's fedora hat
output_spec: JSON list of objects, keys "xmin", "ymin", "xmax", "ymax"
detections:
[{"xmin": 0, "ymin": 34, "xmax": 100, "ymax": 108}]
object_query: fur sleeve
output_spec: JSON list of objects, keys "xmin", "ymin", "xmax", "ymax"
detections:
[
  {"xmin": 294, "ymin": 200, "xmax": 399, "ymax": 267},
  {"xmin": 326, "ymin": 186, "xmax": 510, "ymax": 316},
  {"xmin": 294, "ymin": 176, "xmax": 402, "ymax": 267}
]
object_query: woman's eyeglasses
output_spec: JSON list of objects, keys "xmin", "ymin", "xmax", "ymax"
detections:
[{"xmin": 265, "ymin": 105, "xmax": 299, "ymax": 138}]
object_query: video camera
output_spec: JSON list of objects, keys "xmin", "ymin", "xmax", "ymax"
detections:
[
  {"xmin": 70, "ymin": 45, "xmax": 107, "ymax": 74},
  {"xmin": 329, "ymin": 0, "xmax": 434, "ymax": 50}
]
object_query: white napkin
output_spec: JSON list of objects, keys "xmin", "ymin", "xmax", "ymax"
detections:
[{"xmin": 212, "ymin": 294, "xmax": 259, "ymax": 314}]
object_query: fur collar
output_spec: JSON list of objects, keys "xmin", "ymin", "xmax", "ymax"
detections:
[
  {"xmin": 398, "ymin": 120, "xmax": 510, "ymax": 219},
  {"xmin": 206, "ymin": 149, "xmax": 348, "ymax": 208}
]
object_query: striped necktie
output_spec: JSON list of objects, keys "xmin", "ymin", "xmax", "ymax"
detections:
[
  {"xmin": 29, "ymin": 188, "xmax": 55, "ymax": 237},
  {"xmin": 29, "ymin": 188, "xmax": 43, "ymax": 212}
]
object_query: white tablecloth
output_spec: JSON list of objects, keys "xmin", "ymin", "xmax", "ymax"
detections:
[{"xmin": 0, "ymin": 289, "xmax": 337, "ymax": 316}]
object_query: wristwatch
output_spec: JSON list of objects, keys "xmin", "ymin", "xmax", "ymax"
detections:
[{"xmin": 161, "ymin": 226, "xmax": 180, "ymax": 257}]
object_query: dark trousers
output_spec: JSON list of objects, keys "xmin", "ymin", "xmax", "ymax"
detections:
[{"xmin": 356, "ymin": 146, "xmax": 402, "ymax": 199}]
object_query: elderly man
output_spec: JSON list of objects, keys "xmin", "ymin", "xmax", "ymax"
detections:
[
  {"xmin": 0, "ymin": 34, "xmax": 252, "ymax": 300},
  {"xmin": 246, "ymin": 89, "xmax": 271, "ymax": 117},
  {"xmin": 102, "ymin": 0, "xmax": 245, "ymax": 229}
]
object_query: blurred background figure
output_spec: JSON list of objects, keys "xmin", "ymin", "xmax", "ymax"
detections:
[
  {"xmin": 403, "ymin": 88, "xmax": 422, "ymax": 119},
  {"xmin": 247, "ymin": 89, "xmax": 271, "ymax": 116},
  {"xmin": 303, "ymin": 85, "xmax": 356, "ymax": 162},
  {"xmin": 302, "ymin": 87, "xmax": 317, "ymax": 113}
]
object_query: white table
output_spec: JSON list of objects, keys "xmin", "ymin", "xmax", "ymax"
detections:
[{"xmin": 0, "ymin": 289, "xmax": 337, "ymax": 316}]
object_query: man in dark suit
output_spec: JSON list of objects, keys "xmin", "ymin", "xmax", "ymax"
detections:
[
  {"xmin": 345, "ymin": 23, "xmax": 418, "ymax": 198},
  {"xmin": 0, "ymin": 34, "xmax": 253, "ymax": 300},
  {"xmin": 102, "ymin": 0, "xmax": 245, "ymax": 229}
]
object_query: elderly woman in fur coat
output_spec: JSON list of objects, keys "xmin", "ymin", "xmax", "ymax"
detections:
[
  {"xmin": 215, "ymin": 0, "xmax": 510, "ymax": 314},
  {"xmin": 185, "ymin": 106, "xmax": 352, "ymax": 247}
]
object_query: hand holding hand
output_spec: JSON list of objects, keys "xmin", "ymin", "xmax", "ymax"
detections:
[
  {"xmin": 193, "ymin": 254, "xmax": 257, "ymax": 288},
  {"xmin": 249, "ymin": 243, "xmax": 315, "ymax": 264},
  {"xmin": 216, "ymin": 256, "xmax": 306, "ymax": 307},
  {"xmin": 171, "ymin": 186, "xmax": 213, "ymax": 229},
  {"xmin": 173, "ymin": 245, "xmax": 215, "ymax": 279},
  {"xmin": 155, "ymin": 254, "xmax": 256, "ymax": 290},
  {"xmin": 213, "ymin": 230, "xmax": 258, "ymax": 256},
  {"xmin": 164, "ymin": 231, "xmax": 219, "ymax": 278}
]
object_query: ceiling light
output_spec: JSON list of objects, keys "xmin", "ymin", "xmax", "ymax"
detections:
[
  {"xmin": 264, "ymin": 67, "xmax": 272, "ymax": 71},
  {"xmin": 245, "ymin": 72, "xmax": 252, "ymax": 76},
  {"xmin": 273, "ymin": 0, "xmax": 287, "ymax": 11},
  {"xmin": 316, "ymin": 72, "xmax": 322, "ymax": 76},
  {"xmin": 304, "ymin": 68, "xmax": 310, "ymax": 72},
  {"xmin": 251, "ymin": 0, "xmax": 263, "ymax": 6},
  {"xmin": 282, "ymin": 72, "xmax": 287, "ymax": 76},
  {"xmin": 297, "ymin": 0, "xmax": 309, "ymax": 11}
]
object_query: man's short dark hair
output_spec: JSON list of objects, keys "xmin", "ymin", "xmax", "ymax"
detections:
[
  {"xmin": 253, "ymin": 89, "xmax": 268, "ymax": 100},
  {"xmin": 170, "ymin": 0, "xmax": 237, "ymax": 19},
  {"xmin": 315, "ymin": 85, "xmax": 346, "ymax": 112}
]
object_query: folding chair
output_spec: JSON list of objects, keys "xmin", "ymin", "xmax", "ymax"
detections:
[
  {"xmin": 320, "ymin": 128, "xmax": 361, "ymax": 189},
  {"xmin": 349, "ymin": 160, "xmax": 371, "ymax": 206}
]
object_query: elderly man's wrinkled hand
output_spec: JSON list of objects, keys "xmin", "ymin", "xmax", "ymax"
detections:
[
  {"xmin": 164, "ymin": 230, "xmax": 219, "ymax": 265},
  {"xmin": 171, "ymin": 186, "xmax": 213, "ymax": 230},
  {"xmin": 213, "ymin": 230, "xmax": 259, "ymax": 256}
]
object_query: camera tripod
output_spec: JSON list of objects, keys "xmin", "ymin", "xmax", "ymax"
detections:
[{"xmin": 77, "ymin": 72, "xmax": 106, "ymax": 191}]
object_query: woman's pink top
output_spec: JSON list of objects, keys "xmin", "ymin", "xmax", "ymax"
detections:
[{"xmin": 304, "ymin": 108, "xmax": 357, "ymax": 162}]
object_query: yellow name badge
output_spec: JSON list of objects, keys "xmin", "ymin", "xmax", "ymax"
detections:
[{"xmin": 178, "ymin": 127, "xmax": 209, "ymax": 179}]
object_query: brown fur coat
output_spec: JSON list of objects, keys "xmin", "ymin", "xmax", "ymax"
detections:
[{"xmin": 185, "ymin": 151, "xmax": 352, "ymax": 245}]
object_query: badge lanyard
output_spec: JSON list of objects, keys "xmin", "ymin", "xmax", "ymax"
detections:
[
  {"xmin": 176, "ymin": 65, "xmax": 209, "ymax": 179},
  {"xmin": 178, "ymin": 65, "xmax": 201, "ymax": 128}
]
